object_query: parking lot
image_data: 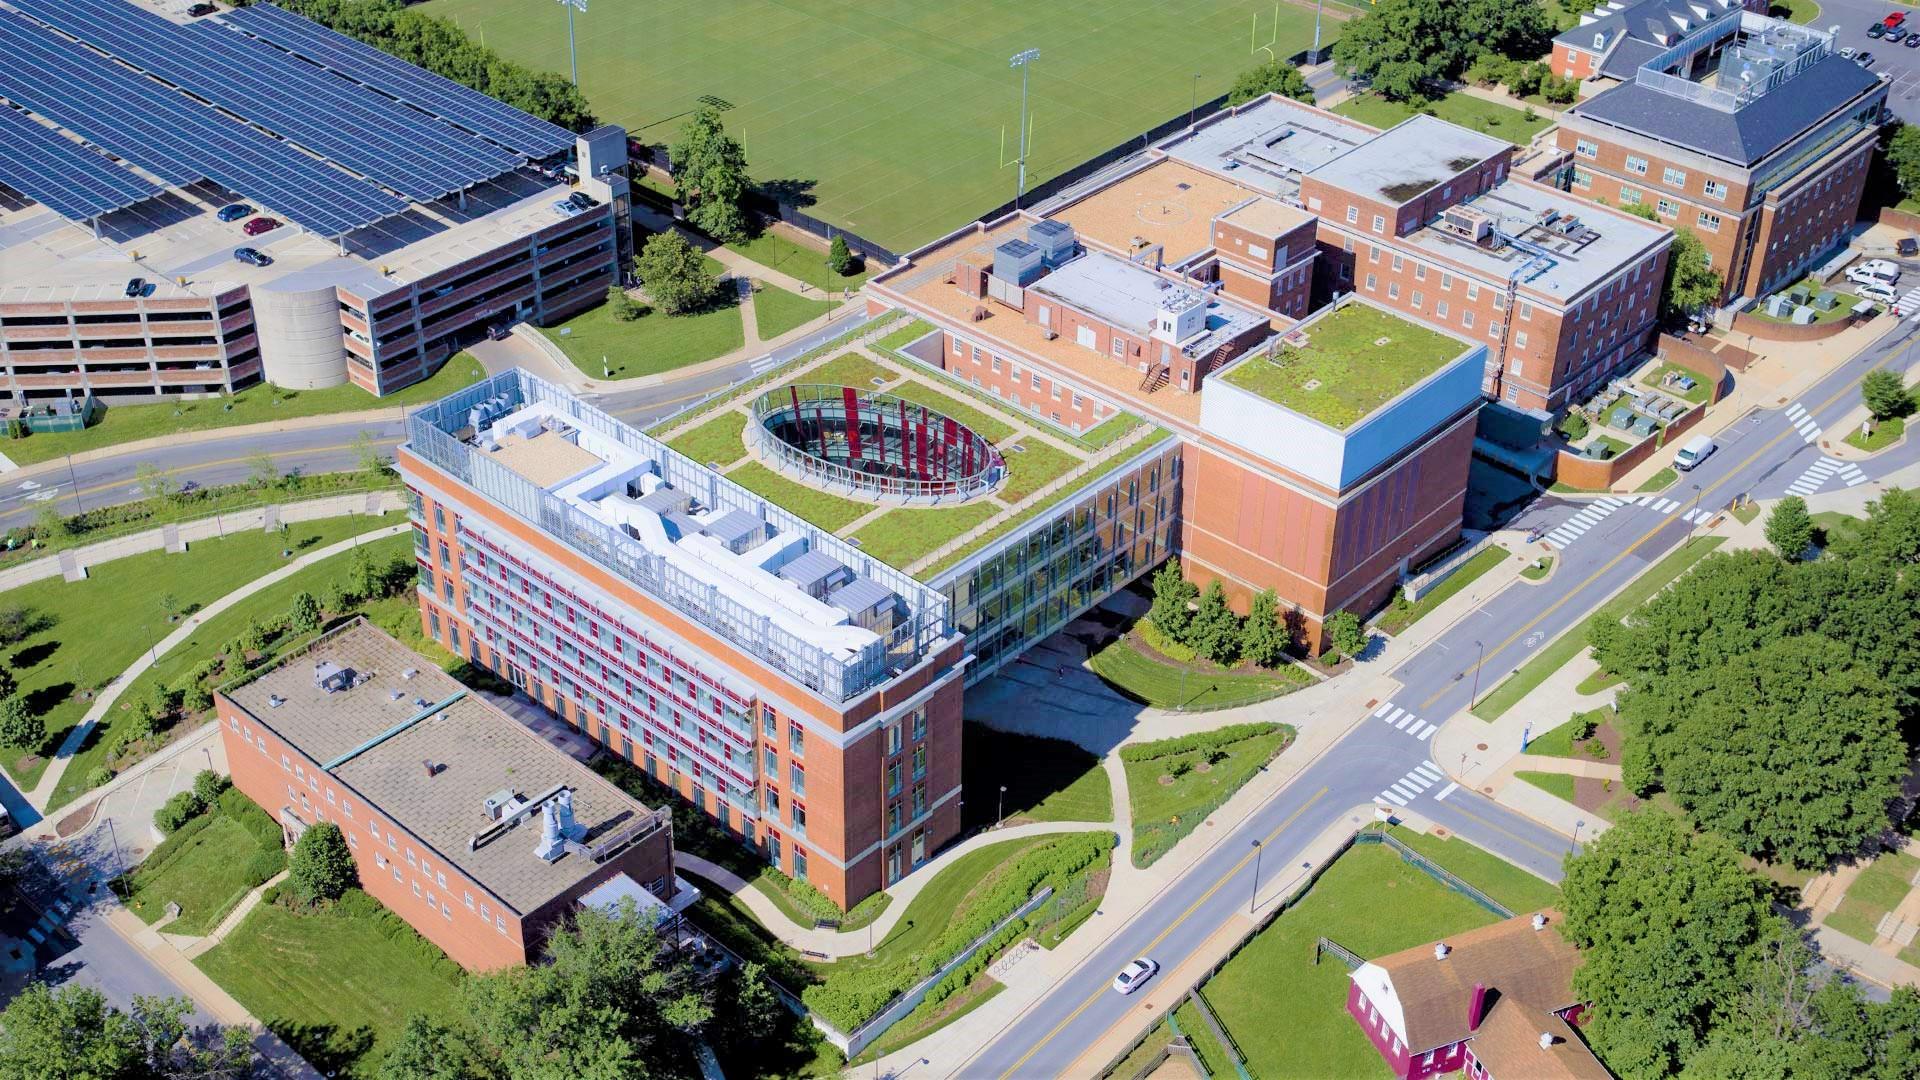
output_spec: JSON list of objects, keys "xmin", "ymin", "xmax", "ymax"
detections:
[{"xmin": 1820, "ymin": 0, "xmax": 1920, "ymax": 123}]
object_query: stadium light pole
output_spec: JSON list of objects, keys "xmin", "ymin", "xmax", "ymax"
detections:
[
  {"xmin": 1314, "ymin": 0, "xmax": 1326, "ymax": 55},
  {"xmin": 555, "ymin": 0, "xmax": 587, "ymax": 87},
  {"xmin": 1010, "ymin": 48, "xmax": 1041, "ymax": 209}
]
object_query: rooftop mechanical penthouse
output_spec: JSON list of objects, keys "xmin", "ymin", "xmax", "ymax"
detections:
[{"xmin": 399, "ymin": 369, "xmax": 968, "ymax": 908}]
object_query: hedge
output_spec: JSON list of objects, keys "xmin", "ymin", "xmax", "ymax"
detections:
[
  {"xmin": 802, "ymin": 831, "xmax": 1114, "ymax": 1031},
  {"xmin": 329, "ymin": 888, "xmax": 466, "ymax": 983},
  {"xmin": 134, "ymin": 811, "xmax": 215, "ymax": 877},
  {"xmin": 1118, "ymin": 722, "xmax": 1281, "ymax": 764}
]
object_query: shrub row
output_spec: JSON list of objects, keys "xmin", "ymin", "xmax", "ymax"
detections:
[
  {"xmin": 328, "ymin": 888, "xmax": 466, "ymax": 983},
  {"xmin": 802, "ymin": 831, "xmax": 1114, "ymax": 1031},
  {"xmin": 1118, "ymin": 722, "xmax": 1281, "ymax": 764},
  {"xmin": 645, "ymin": 310, "xmax": 908, "ymax": 437}
]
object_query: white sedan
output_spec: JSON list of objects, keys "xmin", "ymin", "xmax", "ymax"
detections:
[{"xmin": 1112, "ymin": 957, "xmax": 1159, "ymax": 995}]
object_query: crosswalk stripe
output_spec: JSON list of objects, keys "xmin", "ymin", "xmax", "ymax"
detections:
[
  {"xmin": 1405, "ymin": 772, "xmax": 1436, "ymax": 791},
  {"xmin": 1787, "ymin": 404, "xmax": 1807, "ymax": 419},
  {"xmin": 1378, "ymin": 791, "xmax": 1404, "ymax": 806},
  {"xmin": 1547, "ymin": 530, "xmax": 1576, "ymax": 546},
  {"xmin": 1434, "ymin": 781, "xmax": 1459, "ymax": 801},
  {"xmin": 1597, "ymin": 497, "xmax": 1623, "ymax": 509},
  {"xmin": 1391, "ymin": 783, "xmax": 1419, "ymax": 799},
  {"xmin": 1373, "ymin": 703, "xmax": 1394, "ymax": 718},
  {"xmin": 1415, "ymin": 763, "xmax": 1444, "ymax": 781},
  {"xmin": 1803, "ymin": 430, "xmax": 1819, "ymax": 443},
  {"xmin": 1382, "ymin": 706, "xmax": 1406, "ymax": 725},
  {"xmin": 1408, "ymin": 722, "xmax": 1433, "ymax": 739},
  {"xmin": 1417, "ymin": 725, "xmax": 1436, "ymax": 742},
  {"xmin": 1847, "ymin": 475, "xmax": 1869, "ymax": 487},
  {"xmin": 1787, "ymin": 483, "xmax": 1817, "ymax": 495},
  {"xmin": 1394, "ymin": 712, "xmax": 1417, "ymax": 730}
]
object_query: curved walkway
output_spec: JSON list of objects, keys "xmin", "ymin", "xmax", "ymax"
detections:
[
  {"xmin": 680, "ymin": 818, "xmax": 1116, "ymax": 959},
  {"xmin": 23, "ymin": 523, "xmax": 411, "ymax": 811}
]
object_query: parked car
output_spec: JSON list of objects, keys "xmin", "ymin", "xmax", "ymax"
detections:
[
  {"xmin": 550, "ymin": 198, "xmax": 580, "ymax": 219},
  {"xmin": 1905, "ymin": 32, "xmax": 1920, "ymax": 47},
  {"xmin": 216, "ymin": 203, "xmax": 253, "ymax": 222},
  {"xmin": 233, "ymin": 246, "xmax": 272, "ymax": 267},
  {"xmin": 1898, "ymin": 237, "xmax": 1918, "ymax": 257},
  {"xmin": 1674, "ymin": 434, "xmax": 1716, "ymax": 473},
  {"xmin": 1112, "ymin": 957, "xmax": 1159, "ymax": 995},
  {"xmin": 568, "ymin": 190, "xmax": 599, "ymax": 210},
  {"xmin": 1858, "ymin": 280, "xmax": 1900, "ymax": 304},
  {"xmin": 1858, "ymin": 52, "xmax": 1877, "ymax": 67},
  {"xmin": 124, "ymin": 277, "xmax": 146, "ymax": 299},
  {"xmin": 1867, "ymin": 22, "xmax": 1886, "ymax": 38},
  {"xmin": 1886, "ymin": 10, "xmax": 1906, "ymax": 28},
  {"xmin": 242, "ymin": 216, "xmax": 280, "ymax": 236},
  {"xmin": 186, "ymin": 2, "xmax": 217, "ymax": 14},
  {"xmin": 1888, "ymin": 25, "xmax": 1907, "ymax": 42},
  {"xmin": 1853, "ymin": 258, "xmax": 1900, "ymax": 283},
  {"xmin": 1842, "ymin": 45, "xmax": 1859, "ymax": 59}
]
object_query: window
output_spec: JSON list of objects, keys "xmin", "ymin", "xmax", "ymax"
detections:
[
  {"xmin": 790, "ymin": 762, "xmax": 805, "ymax": 796},
  {"xmin": 1371, "ymin": 214, "xmax": 1385, "ymax": 235},
  {"xmin": 1461, "ymin": 310, "xmax": 1476, "ymax": 329},
  {"xmin": 791, "ymin": 803, "xmax": 806, "ymax": 835},
  {"xmin": 1465, "ymin": 282, "xmax": 1480, "ymax": 301},
  {"xmin": 1387, "ymin": 282, "xmax": 1400, "ymax": 300},
  {"xmin": 1657, "ymin": 198, "xmax": 1677, "ymax": 218},
  {"xmin": 788, "ymin": 723, "xmax": 803, "ymax": 756},
  {"xmin": 1514, "ymin": 331, "xmax": 1529, "ymax": 349},
  {"xmin": 912, "ymin": 709, "xmax": 927, "ymax": 741},
  {"xmin": 1572, "ymin": 166, "xmax": 1592, "ymax": 189},
  {"xmin": 1575, "ymin": 139, "xmax": 1597, "ymax": 158},
  {"xmin": 1624, "ymin": 155, "xmax": 1648, "ymax": 175},
  {"xmin": 1411, "ymin": 290, "xmax": 1423, "ymax": 310},
  {"xmin": 1364, "ymin": 273, "xmax": 1377, "ymax": 292},
  {"xmin": 1435, "ymin": 301, "xmax": 1449, "ymax": 319},
  {"xmin": 1414, "ymin": 263, "xmax": 1426, "ymax": 281},
  {"xmin": 912, "ymin": 745, "xmax": 927, "ymax": 779},
  {"xmin": 1391, "ymin": 254, "xmax": 1404, "ymax": 272},
  {"xmin": 887, "ymin": 760, "xmax": 901, "ymax": 795},
  {"xmin": 1368, "ymin": 245, "xmax": 1380, "ymax": 264},
  {"xmin": 1345, "ymin": 205, "xmax": 1358, "ymax": 224},
  {"xmin": 1619, "ymin": 186, "xmax": 1641, "ymax": 206},
  {"xmin": 1697, "ymin": 211, "xmax": 1721, "ymax": 232},
  {"xmin": 1662, "ymin": 166, "xmax": 1686, "ymax": 187},
  {"xmin": 793, "ymin": 847, "xmax": 808, "ymax": 881},
  {"xmin": 1704, "ymin": 178, "xmax": 1727, "ymax": 200},
  {"xmin": 886, "ymin": 724, "xmax": 902, "ymax": 755}
]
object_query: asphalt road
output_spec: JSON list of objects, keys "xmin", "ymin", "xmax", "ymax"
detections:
[
  {"xmin": 1820, "ymin": 0, "xmax": 1920, "ymax": 124},
  {"xmin": 960, "ymin": 314, "xmax": 1920, "ymax": 1078}
]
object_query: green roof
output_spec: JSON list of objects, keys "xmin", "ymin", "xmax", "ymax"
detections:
[{"xmin": 1217, "ymin": 303, "xmax": 1468, "ymax": 430}]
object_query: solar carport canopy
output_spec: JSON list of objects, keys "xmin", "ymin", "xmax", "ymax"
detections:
[
  {"xmin": 0, "ymin": 11, "xmax": 406, "ymax": 237},
  {"xmin": 0, "ymin": 104, "xmax": 160, "ymax": 221},
  {"xmin": 10, "ymin": 0, "xmax": 522, "ymax": 203},
  {"xmin": 221, "ymin": 2, "xmax": 575, "ymax": 161}
]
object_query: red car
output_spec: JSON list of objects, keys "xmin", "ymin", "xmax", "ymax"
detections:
[
  {"xmin": 1887, "ymin": 11, "xmax": 1906, "ymax": 28},
  {"xmin": 242, "ymin": 216, "xmax": 279, "ymax": 236}
]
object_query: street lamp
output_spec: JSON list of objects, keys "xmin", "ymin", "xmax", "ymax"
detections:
[
  {"xmin": 1189, "ymin": 73, "xmax": 1202, "ymax": 131},
  {"xmin": 1249, "ymin": 839, "xmax": 1264, "ymax": 914},
  {"xmin": 1468, "ymin": 639, "xmax": 1485, "ymax": 709},
  {"xmin": 997, "ymin": 784, "xmax": 1008, "ymax": 826},
  {"xmin": 1687, "ymin": 482, "xmax": 1703, "ymax": 539},
  {"xmin": 554, "ymin": 0, "xmax": 587, "ymax": 87},
  {"xmin": 1009, "ymin": 48, "xmax": 1041, "ymax": 208},
  {"xmin": 1572, "ymin": 818, "xmax": 1586, "ymax": 853}
]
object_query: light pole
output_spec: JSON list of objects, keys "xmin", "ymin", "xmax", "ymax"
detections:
[
  {"xmin": 1248, "ymin": 839, "xmax": 1263, "ymax": 914},
  {"xmin": 65, "ymin": 452, "xmax": 84, "ymax": 514},
  {"xmin": 1189, "ymin": 73, "xmax": 1202, "ymax": 131},
  {"xmin": 1687, "ymin": 482, "xmax": 1703, "ymax": 539},
  {"xmin": 1572, "ymin": 818, "xmax": 1586, "ymax": 853},
  {"xmin": 1010, "ymin": 48, "xmax": 1041, "ymax": 208},
  {"xmin": 997, "ymin": 784, "xmax": 1007, "ymax": 827},
  {"xmin": 1313, "ymin": 0, "xmax": 1326, "ymax": 55},
  {"xmin": 1468, "ymin": 639, "xmax": 1485, "ymax": 709},
  {"xmin": 554, "ymin": 0, "xmax": 587, "ymax": 87}
]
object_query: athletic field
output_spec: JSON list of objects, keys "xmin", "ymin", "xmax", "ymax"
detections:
[{"xmin": 419, "ymin": 0, "xmax": 1330, "ymax": 251}]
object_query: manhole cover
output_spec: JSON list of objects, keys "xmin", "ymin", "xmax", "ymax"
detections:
[
  {"xmin": 1301, "ymin": 379, "xmax": 1322, "ymax": 391},
  {"xmin": 1476, "ymin": 743, "xmax": 1488, "ymax": 751}
]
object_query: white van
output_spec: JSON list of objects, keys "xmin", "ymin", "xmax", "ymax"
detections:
[
  {"xmin": 1673, "ymin": 434, "xmax": 1715, "ymax": 472},
  {"xmin": 1849, "ymin": 259, "xmax": 1900, "ymax": 286}
]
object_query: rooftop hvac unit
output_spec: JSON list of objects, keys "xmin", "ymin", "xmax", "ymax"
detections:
[
  {"xmin": 1439, "ymin": 205, "xmax": 1494, "ymax": 243},
  {"xmin": 484, "ymin": 788, "xmax": 521, "ymax": 822},
  {"xmin": 1028, "ymin": 219, "xmax": 1077, "ymax": 266},
  {"xmin": 993, "ymin": 239, "xmax": 1046, "ymax": 287}
]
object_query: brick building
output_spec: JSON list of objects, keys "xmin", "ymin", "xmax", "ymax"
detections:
[
  {"xmin": 1348, "ymin": 911, "xmax": 1607, "ymax": 1080},
  {"xmin": 1554, "ymin": 10, "xmax": 1885, "ymax": 303},
  {"xmin": 1550, "ymin": 0, "xmax": 1766, "ymax": 83},
  {"xmin": 398, "ymin": 375, "xmax": 967, "ymax": 909},
  {"xmin": 215, "ymin": 619, "xmax": 678, "ymax": 972}
]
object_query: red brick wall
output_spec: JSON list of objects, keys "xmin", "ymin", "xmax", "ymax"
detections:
[
  {"xmin": 1554, "ymin": 43, "xmax": 1600, "ymax": 82},
  {"xmin": 941, "ymin": 334, "xmax": 1115, "ymax": 433}
]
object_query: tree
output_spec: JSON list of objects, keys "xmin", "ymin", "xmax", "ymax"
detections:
[
  {"xmin": 287, "ymin": 591, "xmax": 321, "ymax": 634},
  {"xmin": 1188, "ymin": 580, "xmax": 1242, "ymax": 664},
  {"xmin": 670, "ymin": 106, "xmax": 752, "ymax": 242},
  {"xmin": 376, "ymin": 1015, "xmax": 470, "ymax": 1080},
  {"xmin": 1862, "ymin": 369, "xmax": 1913, "ymax": 421},
  {"xmin": 130, "ymin": 994, "xmax": 256, "ymax": 1080},
  {"xmin": 0, "ymin": 694, "xmax": 42, "ymax": 752},
  {"xmin": 1561, "ymin": 810, "xmax": 1779, "ymax": 1079},
  {"xmin": 154, "ymin": 790, "xmax": 204, "ymax": 834},
  {"xmin": 633, "ymin": 231, "xmax": 721, "ymax": 316},
  {"xmin": 179, "ymin": 683, "xmax": 212, "ymax": 716},
  {"xmin": 1331, "ymin": 0, "xmax": 1551, "ymax": 101},
  {"xmin": 192, "ymin": 769, "xmax": 228, "ymax": 806},
  {"xmin": 348, "ymin": 545, "xmax": 382, "ymax": 604},
  {"xmin": 1660, "ymin": 228, "xmax": 1723, "ymax": 320},
  {"xmin": 1887, "ymin": 122, "xmax": 1920, "ymax": 200},
  {"xmin": 1241, "ymin": 588, "xmax": 1290, "ymax": 667},
  {"xmin": 246, "ymin": 450, "xmax": 279, "ymax": 489},
  {"xmin": 288, "ymin": 822, "xmax": 356, "ymax": 905},
  {"xmin": 0, "ymin": 667, "xmax": 14, "ymax": 702},
  {"xmin": 33, "ymin": 503, "xmax": 68, "ymax": 542},
  {"xmin": 135, "ymin": 462, "xmax": 174, "ymax": 504},
  {"xmin": 351, "ymin": 431, "xmax": 387, "ymax": 476},
  {"xmin": 826, "ymin": 235, "xmax": 856, "ymax": 277},
  {"xmin": 731, "ymin": 961, "xmax": 784, "ymax": 1046},
  {"xmin": 605, "ymin": 284, "xmax": 644, "ymax": 322},
  {"xmin": 1147, "ymin": 561, "xmax": 1198, "ymax": 644},
  {"xmin": 1764, "ymin": 495, "xmax": 1815, "ymax": 560},
  {"xmin": 1226, "ymin": 61, "xmax": 1315, "ymax": 106},
  {"xmin": 1842, "ymin": 486, "xmax": 1920, "ymax": 565},
  {"xmin": 0, "ymin": 983, "xmax": 142, "ymax": 1080},
  {"xmin": 1324, "ymin": 609, "xmax": 1366, "ymax": 658}
]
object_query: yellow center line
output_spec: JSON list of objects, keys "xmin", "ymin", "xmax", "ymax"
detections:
[
  {"xmin": 1419, "ymin": 341, "xmax": 1908, "ymax": 714},
  {"xmin": 16, "ymin": 441, "xmax": 372, "ymax": 513},
  {"xmin": 997, "ymin": 786, "xmax": 1330, "ymax": 1079},
  {"xmin": 1437, "ymin": 802, "xmax": 1566, "ymax": 860}
]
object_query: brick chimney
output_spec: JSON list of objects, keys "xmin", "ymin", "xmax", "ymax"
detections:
[{"xmin": 1468, "ymin": 983, "xmax": 1489, "ymax": 1031}]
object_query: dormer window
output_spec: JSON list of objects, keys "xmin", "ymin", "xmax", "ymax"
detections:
[{"xmin": 1593, "ymin": 32, "xmax": 1606, "ymax": 50}]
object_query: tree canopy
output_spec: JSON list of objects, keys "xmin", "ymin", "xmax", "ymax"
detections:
[
  {"xmin": 634, "ymin": 232, "xmax": 721, "ymax": 316},
  {"xmin": 1331, "ymin": 0, "xmax": 1551, "ymax": 101},
  {"xmin": 1862, "ymin": 369, "xmax": 1913, "ymax": 422},
  {"xmin": 1886, "ymin": 122, "xmax": 1920, "ymax": 202},
  {"xmin": 1226, "ymin": 62, "xmax": 1316, "ymax": 106},
  {"xmin": 1188, "ymin": 580, "xmax": 1242, "ymax": 665},
  {"xmin": 670, "ymin": 107, "xmax": 753, "ymax": 243},
  {"xmin": 288, "ymin": 821, "xmax": 357, "ymax": 905},
  {"xmin": 0, "ymin": 985, "xmax": 255, "ymax": 1080},
  {"xmin": 1662, "ymin": 227, "xmax": 1723, "ymax": 319},
  {"xmin": 1147, "ymin": 561, "xmax": 1198, "ymax": 643},
  {"xmin": 1764, "ymin": 494, "xmax": 1814, "ymax": 560}
]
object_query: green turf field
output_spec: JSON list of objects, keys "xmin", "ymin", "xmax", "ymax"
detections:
[{"xmin": 420, "ymin": 0, "xmax": 1327, "ymax": 250}]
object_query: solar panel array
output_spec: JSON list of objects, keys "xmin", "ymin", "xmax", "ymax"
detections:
[
  {"xmin": 0, "ymin": 104, "xmax": 160, "ymax": 221},
  {"xmin": 220, "ymin": 3, "xmax": 574, "ymax": 160},
  {"xmin": 11, "ymin": 0, "xmax": 521, "ymax": 203},
  {"xmin": 0, "ymin": 12, "xmax": 407, "ymax": 236}
]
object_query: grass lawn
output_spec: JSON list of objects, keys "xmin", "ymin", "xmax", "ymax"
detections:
[
  {"xmin": 1639, "ymin": 362, "xmax": 1714, "ymax": 405},
  {"xmin": 1846, "ymin": 416, "xmax": 1905, "ymax": 452},
  {"xmin": 1089, "ymin": 631, "xmax": 1312, "ymax": 712},
  {"xmin": 724, "ymin": 461, "xmax": 873, "ymax": 533},
  {"xmin": 667, "ymin": 411, "xmax": 749, "ymax": 467},
  {"xmin": 1219, "ymin": 303, "xmax": 1467, "ymax": 430},
  {"xmin": 917, "ymin": 480, "xmax": 1081, "ymax": 580},
  {"xmin": 1753, "ymin": 276, "xmax": 1860, "ymax": 325},
  {"xmin": 49, "ymin": 532, "xmax": 414, "ymax": 812},
  {"xmin": 0, "ymin": 514, "xmax": 404, "ymax": 793},
  {"xmin": 1770, "ymin": 0, "xmax": 1820, "ymax": 24},
  {"xmin": 1175, "ymin": 998, "xmax": 1236, "ymax": 1078},
  {"xmin": 1200, "ymin": 842, "xmax": 1511, "ymax": 1080},
  {"xmin": 802, "ymin": 352, "xmax": 897, "ymax": 391},
  {"xmin": 120, "ymin": 816, "xmax": 269, "ymax": 936},
  {"xmin": 850, "ymin": 980, "xmax": 1006, "ymax": 1066},
  {"xmin": 849, "ymin": 501, "xmax": 999, "ymax": 567},
  {"xmin": 1383, "ymin": 825, "xmax": 1561, "ymax": 912},
  {"xmin": 1125, "ymin": 724, "xmax": 1296, "ymax": 868},
  {"xmin": 1523, "ymin": 707, "xmax": 1610, "ymax": 759},
  {"xmin": 1575, "ymin": 669, "xmax": 1621, "ymax": 695},
  {"xmin": 1521, "ymin": 556, "xmax": 1553, "ymax": 581},
  {"xmin": 198, "ymin": 892, "xmax": 466, "ymax": 1078},
  {"xmin": 1109, "ymin": 1022, "xmax": 1180, "ymax": 1080},
  {"xmin": 419, "ymin": 0, "xmax": 1328, "ymax": 252},
  {"xmin": 816, "ymin": 837, "xmax": 1044, "ymax": 982},
  {"xmin": 1636, "ymin": 466, "xmax": 1678, "ymax": 493},
  {"xmin": 873, "ymin": 318, "xmax": 935, "ymax": 355},
  {"xmin": 730, "ymin": 231, "xmax": 871, "ymax": 293},
  {"xmin": 1825, "ymin": 851, "xmax": 1920, "ymax": 946},
  {"xmin": 997, "ymin": 438, "xmax": 1084, "ymax": 502},
  {"xmin": 2, "ymin": 358, "xmax": 485, "ymax": 467},
  {"xmin": 1812, "ymin": 509, "xmax": 1866, "ymax": 551},
  {"xmin": 1375, "ymin": 545, "xmax": 1507, "ymax": 635},
  {"xmin": 887, "ymin": 380, "xmax": 1016, "ymax": 443},
  {"xmin": 1473, "ymin": 536, "xmax": 1725, "ymax": 721},
  {"xmin": 539, "ymin": 291, "xmax": 743, "ymax": 379},
  {"xmin": 1333, "ymin": 91, "xmax": 1552, "ymax": 146},
  {"xmin": 753, "ymin": 283, "xmax": 833, "ymax": 340},
  {"xmin": 1516, "ymin": 770, "xmax": 1577, "ymax": 802},
  {"xmin": 961, "ymin": 724, "xmax": 1112, "ymax": 829},
  {"xmin": 1078, "ymin": 412, "xmax": 1143, "ymax": 450}
]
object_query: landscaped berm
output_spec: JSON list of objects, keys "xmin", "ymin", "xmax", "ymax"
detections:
[{"xmin": 1220, "ymin": 302, "xmax": 1468, "ymax": 429}]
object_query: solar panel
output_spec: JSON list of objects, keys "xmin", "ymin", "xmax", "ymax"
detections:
[
  {"xmin": 221, "ymin": 3, "xmax": 575, "ymax": 160},
  {"xmin": 11, "ymin": 0, "xmax": 520, "ymax": 203},
  {"xmin": 0, "ymin": 105, "xmax": 161, "ymax": 221},
  {"xmin": 0, "ymin": 13, "xmax": 406, "ymax": 237}
]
